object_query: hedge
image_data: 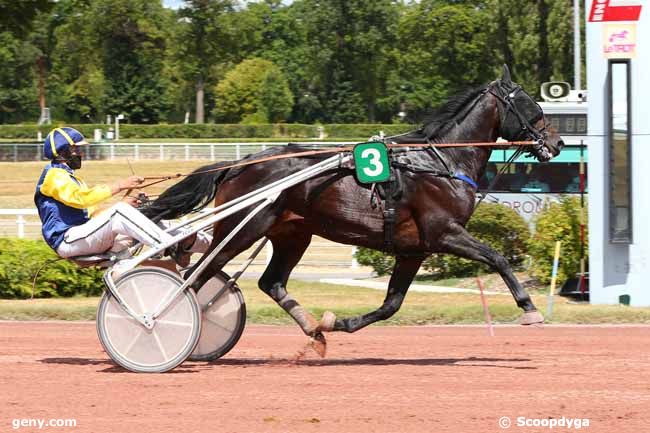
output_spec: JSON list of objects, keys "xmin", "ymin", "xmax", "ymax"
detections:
[
  {"xmin": 527, "ymin": 196, "xmax": 587, "ymax": 285},
  {"xmin": 0, "ymin": 238, "xmax": 104, "ymax": 299},
  {"xmin": 354, "ymin": 203, "xmax": 531, "ymax": 278},
  {"xmin": 0, "ymin": 123, "xmax": 416, "ymax": 140}
]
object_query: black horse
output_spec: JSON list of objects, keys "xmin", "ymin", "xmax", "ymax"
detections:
[{"xmin": 144, "ymin": 66, "xmax": 564, "ymax": 350}]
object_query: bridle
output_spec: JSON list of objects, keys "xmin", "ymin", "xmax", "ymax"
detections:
[{"xmin": 488, "ymin": 80, "xmax": 550, "ymax": 159}]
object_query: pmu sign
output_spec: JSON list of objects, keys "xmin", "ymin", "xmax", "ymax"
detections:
[{"xmin": 589, "ymin": 0, "xmax": 642, "ymax": 22}]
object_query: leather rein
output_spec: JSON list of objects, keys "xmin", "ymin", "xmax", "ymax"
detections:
[{"xmin": 137, "ymin": 140, "xmax": 538, "ymax": 190}]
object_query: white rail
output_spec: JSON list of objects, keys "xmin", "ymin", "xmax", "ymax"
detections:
[
  {"xmin": 0, "ymin": 209, "xmax": 39, "ymax": 238},
  {"xmin": 0, "ymin": 208, "xmax": 359, "ymax": 268},
  {"xmin": 0, "ymin": 142, "xmax": 356, "ymax": 162}
]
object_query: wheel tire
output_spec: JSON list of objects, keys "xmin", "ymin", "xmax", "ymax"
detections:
[
  {"xmin": 189, "ymin": 271, "xmax": 246, "ymax": 362},
  {"xmin": 97, "ymin": 267, "xmax": 201, "ymax": 373}
]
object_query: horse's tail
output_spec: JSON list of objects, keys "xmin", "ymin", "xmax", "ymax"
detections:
[{"xmin": 142, "ymin": 161, "xmax": 231, "ymax": 221}]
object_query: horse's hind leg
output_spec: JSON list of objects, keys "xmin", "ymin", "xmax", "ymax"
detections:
[
  {"xmin": 333, "ymin": 255, "xmax": 424, "ymax": 333},
  {"xmin": 439, "ymin": 222, "xmax": 543, "ymax": 324},
  {"xmin": 258, "ymin": 226, "xmax": 326, "ymax": 337}
]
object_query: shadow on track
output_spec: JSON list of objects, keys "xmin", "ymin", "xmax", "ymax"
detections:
[
  {"xmin": 38, "ymin": 357, "xmax": 199, "ymax": 374},
  {"xmin": 207, "ymin": 356, "xmax": 536, "ymax": 370},
  {"xmin": 39, "ymin": 356, "xmax": 536, "ymax": 371}
]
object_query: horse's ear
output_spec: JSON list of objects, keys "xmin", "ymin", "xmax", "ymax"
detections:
[{"xmin": 502, "ymin": 64, "xmax": 512, "ymax": 84}]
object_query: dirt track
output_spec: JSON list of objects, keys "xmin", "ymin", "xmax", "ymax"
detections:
[{"xmin": 1, "ymin": 322, "xmax": 649, "ymax": 433}]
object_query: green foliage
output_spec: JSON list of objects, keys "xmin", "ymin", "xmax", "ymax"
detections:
[
  {"xmin": 353, "ymin": 248, "xmax": 395, "ymax": 276},
  {"xmin": 0, "ymin": 123, "xmax": 415, "ymax": 139},
  {"xmin": 0, "ymin": 32, "xmax": 40, "ymax": 123},
  {"xmin": 355, "ymin": 203, "xmax": 530, "ymax": 278},
  {"xmin": 0, "ymin": 238, "xmax": 104, "ymax": 299},
  {"xmin": 396, "ymin": 0, "xmax": 495, "ymax": 118},
  {"xmin": 212, "ymin": 58, "xmax": 294, "ymax": 123},
  {"xmin": 0, "ymin": 0, "xmax": 55, "ymax": 37},
  {"xmin": 0, "ymin": 0, "xmax": 583, "ymax": 125},
  {"xmin": 527, "ymin": 196, "xmax": 587, "ymax": 285},
  {"xmin": 424, "ymin": 203, "xmax": 531, "ymax": 278}
]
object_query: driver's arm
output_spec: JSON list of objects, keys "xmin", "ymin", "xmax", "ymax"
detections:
[{"xmin": 40, "ymin": 168, "xmax": 112, "ymax": 209}]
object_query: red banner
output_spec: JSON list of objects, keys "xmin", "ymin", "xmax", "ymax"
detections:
[{"xmin": 589, "ymin": 0, "xmax": 642, "ymax": 22}]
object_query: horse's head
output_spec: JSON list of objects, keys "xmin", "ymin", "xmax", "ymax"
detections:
[{"xmin": 491, "ymin": 65, "xmax": 564, "ymax": 162}]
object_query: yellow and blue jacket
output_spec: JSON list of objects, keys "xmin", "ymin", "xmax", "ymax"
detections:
[{"xmin": 34, "ymin": 162, "xmax": 112, "ymax": 250}]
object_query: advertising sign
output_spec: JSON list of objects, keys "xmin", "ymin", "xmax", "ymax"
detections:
[
  {"xmin": 603, "ymin": 23, "xmax": 637, "ymax": 58},
  {"xmin": 589, "ymin": 0, "xmax": 642, "ymax": 22}
]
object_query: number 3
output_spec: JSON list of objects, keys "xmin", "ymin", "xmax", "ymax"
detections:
[{"xmin": 361, "ymin": 148, "xmax": 383, "ymax": 177}]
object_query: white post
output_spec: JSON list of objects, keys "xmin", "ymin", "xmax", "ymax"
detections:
[
  {"xmin": 115, "ymin": 114, "xmax": 125, "ymax": 141},
  {"xmin": 17, "ymin": 214, "xmax": 25, "ymax": 238},
  {"xmin": 210, "ymin": 144, "xmax": 215, "ymax": 161},
  {"xmin": 134, "ymin": 144, "xmax": 139, "ymax": 161},
  {"xmin": 351, "ymin": 247, "xmax": 359, "ymax": 269},
  {"xmin": 236, "ymin": 143, "xmax": 241, "ymax": 160},
  {"xmin": 110, "ymin": 143, "xmax": 115, "ymax": 161},
  {"xmin": 185, "ymin": 144, "xmax": 190, "ymax": 161},
  {"xmin": 13, "ymin": 144, "xmax": 18, "ymax": 162}
]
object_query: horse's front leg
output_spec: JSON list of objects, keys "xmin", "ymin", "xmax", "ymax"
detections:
[
  {"xmin": 438, "ymin": 222, "xmax": 543, "ymax": 325},
  {"xmin": 333, "ymin": 255, "xmax": 424, "ymax": 333}
]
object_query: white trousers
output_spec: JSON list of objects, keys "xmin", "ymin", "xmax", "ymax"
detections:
[{"xmin": 56, "ymin": 202, "xmax": 178, "ymax": 258}]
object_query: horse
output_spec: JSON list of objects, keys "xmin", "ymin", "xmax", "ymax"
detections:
[{"xmin": 143, "ymin": 66, "xmax": 564, "ymax": 352}]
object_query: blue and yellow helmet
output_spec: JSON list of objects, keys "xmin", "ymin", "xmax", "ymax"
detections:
[{"xmin": 43, "ymin": 127, "xmax": 88, "ymax": 160}]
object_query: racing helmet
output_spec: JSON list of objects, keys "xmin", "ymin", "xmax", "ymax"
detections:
[{"xmin": 43, "ymin": 127, "xmax": 88, "ymax": 160}]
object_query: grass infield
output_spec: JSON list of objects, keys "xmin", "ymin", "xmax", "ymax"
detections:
[{"xmin": 2, "ymin": 279, "xmax": 649, "ymax": 324}]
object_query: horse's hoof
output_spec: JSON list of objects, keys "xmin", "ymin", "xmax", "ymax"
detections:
[
  {"xmin": 318, "ymin": 311, "xmax": 336, "ymax": 332},
  {"xmin": 519, "ymin": 310, "xmax": 544, "ymax": 325},
  {"xmin": 309, "ymin": 332, "xmax": 327, "ymax": 358}
]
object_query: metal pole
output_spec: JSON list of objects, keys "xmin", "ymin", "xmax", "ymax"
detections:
[
  {"xmin": 574, "ymin": 0, "xmax": 582, "ymax": 91},
  {"xmin": 579, "ymin": 139, "xmax": 586, "ymax": 297}
]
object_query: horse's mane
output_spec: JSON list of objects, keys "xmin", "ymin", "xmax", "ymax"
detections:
[{"xmin": 419, "ymin": 86, "xmax": 487, "ymax": 140}]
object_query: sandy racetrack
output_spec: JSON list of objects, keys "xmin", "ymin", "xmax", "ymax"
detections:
[{"xmin": 1, "ymin": 322, "xmax": 649, "ymax": 433}]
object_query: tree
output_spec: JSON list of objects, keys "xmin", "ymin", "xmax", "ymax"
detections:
[
  {"xmin": 0, "ymin": 0, "xmax": 54, "ymax": 37},
  {"xmin": 0, "ymin": 32, "xmax": 40, "ymax": 123},
  {"xmin": 396, "ymin": 0, "xmax": 495, "ymax": 120},
  {"xmin": 212, "ymin": 58, "xmax": 293, "ymax": 123},
  {"xmin": 90, "ymin": 0, "xmax": 170, "ymax": 123},
  {"xmin": 171, "ymin": 0, "xmax": 237, "ymax": 123},
  {"xmin": 235, "ymin": 1, "xmax": 313, "ymax": 122},
  {"xmin": 300, "ymin": 0, "xmax": 400, "ymax": 122}
]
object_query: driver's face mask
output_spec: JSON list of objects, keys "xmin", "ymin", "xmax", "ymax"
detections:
[
  {"xmin": 58, "ymin": 146, "xmax": 84, "ymax": 170},
  {"xmin": 67, "ymin": 153, "xmax": 82, "ymax": 170}
]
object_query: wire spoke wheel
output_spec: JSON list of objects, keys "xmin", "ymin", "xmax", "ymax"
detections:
[
  {"xmin": 189, "ymin": 272, "xmax": 246, "ymax": 362},
  {"xmin": 97, "ymin": 267, "xmax": 201, "ymax": 373}
]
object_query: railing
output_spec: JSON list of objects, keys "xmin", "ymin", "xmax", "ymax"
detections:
[
  {"xmin": 0, "ymin": 208, "xmax": 359, "ymax": 268},
  {"xmin": 0, "ymin": 142, "xmax": 355, "ymax": 162},
  {"xmin": 0, "ymin": 209, "xmax": 40, "ymax": 238}
]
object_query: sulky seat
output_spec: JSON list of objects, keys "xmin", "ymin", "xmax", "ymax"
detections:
[{"xmin": 68, "ymin": 253, "xmax": 118, "ymax": 269}]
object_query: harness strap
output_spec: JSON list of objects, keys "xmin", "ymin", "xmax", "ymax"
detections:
[
  {"xmin": 391, "ymin": 162, "xmax": 479, "ymax": 189},
  {"xmin": 138, "ymin": 141, "xmax": 537, "ymax": 189}
]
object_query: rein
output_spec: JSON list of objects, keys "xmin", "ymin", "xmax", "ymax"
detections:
[{"xmin": 138, "ymin": 140, "xmax": 537, "ymax": 189}]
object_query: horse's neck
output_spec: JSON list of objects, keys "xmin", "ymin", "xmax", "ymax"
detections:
[{"xmin": 436, "ymin": 99, "xmax": 499, "ymax": 179}]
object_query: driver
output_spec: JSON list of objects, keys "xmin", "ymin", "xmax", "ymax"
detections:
[{"xmin": 34, "ymin": 127, "xmax": 207, "ymax": 263}]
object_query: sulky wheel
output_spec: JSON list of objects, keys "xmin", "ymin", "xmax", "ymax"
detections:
[
  {"xmin": 189, "ymin": 271, "xmax": 246, "ymax": 362},
  {"xmin": 96, "ymin": 267, "xmax": 201, "ymax": 373}
]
